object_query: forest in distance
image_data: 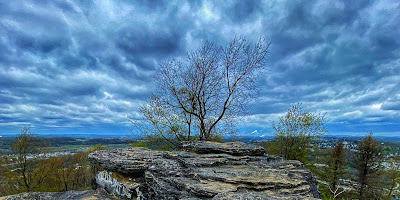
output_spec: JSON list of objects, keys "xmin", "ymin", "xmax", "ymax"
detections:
[{"xmin": 1, "ymin": 134, "xmax": 400, "ymax": 152}]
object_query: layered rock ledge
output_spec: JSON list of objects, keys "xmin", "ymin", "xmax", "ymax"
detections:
[
  {"xmin": 180, "ymin": 141, "xmax": 266, "ymax": 156},
  {"xmin": 88, "ymin": 141, "xmax": 321, "ymax": 200}
]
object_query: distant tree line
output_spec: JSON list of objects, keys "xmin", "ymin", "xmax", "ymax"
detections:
[{"xmin": 0, "ymin": 136, "xmax": 129, "ymax": 152}]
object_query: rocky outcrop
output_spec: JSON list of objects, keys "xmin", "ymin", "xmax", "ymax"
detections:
[
  {"xmin": 89, "ymin": 147, "xmax": 164, "ymax": 176},
  {"xmin": 0, "ymin": 189, "xmax": 116, "ymax": 200},
  {"xmin": 88, "ymin": 141, "xmax": 321, "ymax": 200},
  {"xmin": 180, "ymin": 141, "xmax": 265, "ymax": 156}
]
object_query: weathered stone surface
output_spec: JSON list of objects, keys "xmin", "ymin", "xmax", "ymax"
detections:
[
  {"xmin": 145, "ymin": 152, "xmax": 319, "ymax": 199},
  {"xmin": 88, "ymin": 142, "xmax": 321, "ymax": 200},
  {"xmin": 88, "ymin": 147, "xmax": 164, "ymax": 176},
  {"xmin": 0, "ymin": 189, "xmax": 116, "ymax": 200},
  {"xmin": 213, "ymin": 192, "xmax": 319, "ymax": 200},
  {"xmin": 180, "ymin": 141, "xmax": 265, "ymax": 156}
]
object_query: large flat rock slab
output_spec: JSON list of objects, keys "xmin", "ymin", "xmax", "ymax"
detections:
[
  {"xmin": 88, "ymin": 142, "xmax": 321, "ymax": 199},
  {"xmin": 146, "ymin": 153, "xmax": 319, "ymax": 199},
  {"xmin": 180, "ymin": 141, "xmax": 265, "ymax": 156},
  {"xmin": 88, "ymin": 147, "xmax": 164, "ymax": 175}
]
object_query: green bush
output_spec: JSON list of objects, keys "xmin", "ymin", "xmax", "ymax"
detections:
[{"xmin": 131, "ymin": 141, "xmax": 148, "ymax": 148}]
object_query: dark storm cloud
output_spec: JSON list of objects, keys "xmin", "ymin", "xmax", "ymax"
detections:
[
  {"xmin": 228, "ymin": 0, "xmax": 262, "ymax": 23},
  {"xmin": 115, "ymin": 24, "xmax": 185, "ymax": 71},
  {"xmin": 0, "ymin": 0, "xmax": 399, "ymax": 135},
  {"xmin": 242, "ymin": 0, "xmax": 400, "ymax": 134}
]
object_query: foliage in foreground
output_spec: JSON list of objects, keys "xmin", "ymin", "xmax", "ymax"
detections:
[
  {"xmin": 267, "ymin": 103, "xmax": 327, "ymax": 163},
  {"xmin": 311, "ymin": 133, "xmax": 398, "ymax": 200},
  {"xmin": 264, "ymin": 112, "xmax": 399, "ymax": 200},
  {"xmin": 0, "ymin": 128, "xmax": 105, "ymax": 196}
]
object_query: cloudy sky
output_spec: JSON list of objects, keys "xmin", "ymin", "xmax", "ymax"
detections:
[{"xmin": 0, "ymin": 0, "xmax": 399, "ymax": 136}]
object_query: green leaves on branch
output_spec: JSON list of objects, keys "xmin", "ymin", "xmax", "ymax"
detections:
[{"xmin": 269, "ymin": 103, "xmax": 327, "ymax": 163}]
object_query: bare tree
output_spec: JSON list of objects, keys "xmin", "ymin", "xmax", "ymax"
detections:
[{"xmin": 138, "ymin": 37, "xmax": 270, "ymax": 142}]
